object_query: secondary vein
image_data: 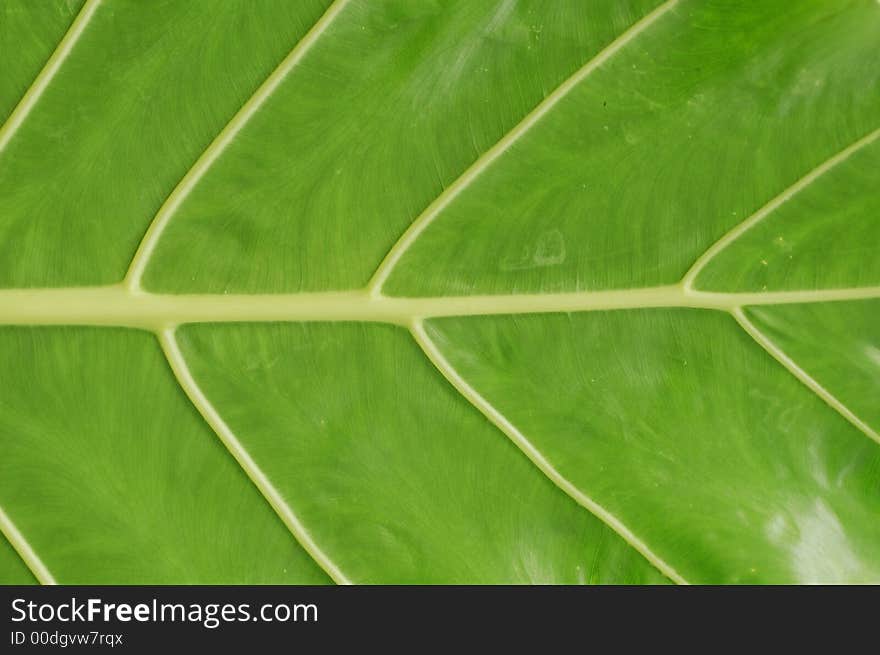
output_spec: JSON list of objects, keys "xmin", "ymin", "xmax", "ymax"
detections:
[
  {"xmin": 0, "ymin": 0, "xmax": 101, "ymax": 155},
  {"xmin": 365, "ymin": 0, "xmax": 680, "ymax": 296},
  {"xmin": 123, "ymin": 0, "xmax": 352, "ymax": 291},
  {"xmin": 683, "ymin": 126, "xmax": 880, "ymax": 289},
  {"xmin": 410, "ymin": 320, "xmax": 689, "ymax": 585},
  {"xmin": 158, "ymin": 328, "xmax": 352, "ymax": 584},
  {"xmin": 732, "ymin": 308, "xmax": 880, "ymax": 446},
  {"xmin": 0, "ymin": 505, "xmax": 56, "ymax": 585}
]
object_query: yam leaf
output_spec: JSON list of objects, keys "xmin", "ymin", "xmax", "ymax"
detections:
[{"xmin": 0, "ymin": 0, "xmax": 878, "ymax": 584}]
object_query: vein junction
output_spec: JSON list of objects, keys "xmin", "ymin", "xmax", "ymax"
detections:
[{"xmin": 0, "ymin": 284, "xmax": 877, "ymax": 331}]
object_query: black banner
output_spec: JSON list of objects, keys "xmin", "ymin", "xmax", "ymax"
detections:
[{"xmin": 0, "ymin": 585, "xmax": 869, "ymax": 651}]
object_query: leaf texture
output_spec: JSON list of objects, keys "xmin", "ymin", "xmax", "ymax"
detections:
[{"xmin": 0, "ymin": 0, "xmax": 878, "ymax": 584}]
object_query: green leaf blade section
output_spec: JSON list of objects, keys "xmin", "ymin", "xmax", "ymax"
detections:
[
  {"xmin": 0, "ymin": 535, "xmax": 35, "ymax": 585},
  {"xmin": 384, "ymin": 0, "xmax": 880, "ymax": 296},
  {"xmin": 744, "ymin": 300, "xmax": 880, "ymax": 435},
  {"xmin": 2, "ymin": 0, "xmax": 878, "ymax": 586},
  {"xmin": 0, "ymin": 0, "xmax": 332, "ymax": 287},
  {"xmin": 695, "ymin": 139, "xmax": 880, "ymax": 292},
  {"xmin": 141, "ymin": 0, "xmax": 666, "ymax": 293},
  {"xmin": 0, "ymin": 327, "xmax": 328, "ymax": 584},
  {"xmin": 426, "ymin": 309, "xmax": 880, "ymax": 583},
  {"xmin": 175, "ymin": 322, "xmax": 667, "ymax": 584},
  {"xmin": 0, "ymin": 0, "xmax": 83, "ymax": 122}
]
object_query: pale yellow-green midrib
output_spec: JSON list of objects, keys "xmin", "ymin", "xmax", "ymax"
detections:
[{"xmin": 0, "ymin": 283, "xmax": 878, "ymax": 331}]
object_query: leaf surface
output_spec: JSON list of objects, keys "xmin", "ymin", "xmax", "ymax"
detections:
[
  {"xmin": 0, "ymin": 0, "xmax": 83, "ymax": 123},
  {"xmin": 0, "ymin": 0, "xmax": 878, "ymax": 584}
]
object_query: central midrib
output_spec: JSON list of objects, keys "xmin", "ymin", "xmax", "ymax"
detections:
[{"xmin": 0, "ymin": 283, "xmax": 877, "ymax": 331}]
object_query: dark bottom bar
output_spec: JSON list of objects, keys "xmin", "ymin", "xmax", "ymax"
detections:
[{"xmin": 0, "ymin": 585, "xmax": 869, "ymax": 651}]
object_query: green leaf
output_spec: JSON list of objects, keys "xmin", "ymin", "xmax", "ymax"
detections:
[
  {"xmin": 0, "ymin": 0, "xmax": 877, "ymax": 584},
  {"xmin": 0, "ymin": 517, "xmax": 36, "ymax": 584}
]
